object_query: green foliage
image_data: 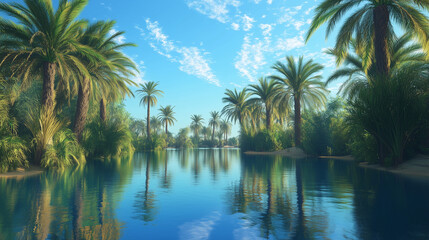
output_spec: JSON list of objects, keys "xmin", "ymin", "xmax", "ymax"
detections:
[
  {"xmin": 82, "ymin": 118, "xmax": 134, "ymax": 159},
  {"xmin": 240, "ymin": 128, "xmax": 282, "ymax": 152},
  {"xmin": 0, "ymin": 136, "xmax": 28, "ymax": 172},
  {"xmin": 348, "ymin": 70, "xmax": 427, "ymax": 166},
  {"xmin": 41, "ymin": 129, "xmax": 85, "ymax": 169}
]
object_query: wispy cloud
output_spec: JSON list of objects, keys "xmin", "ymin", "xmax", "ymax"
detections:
[
  {"xmin": 186, "ymin": 0, "xmax": 240, "ymax": 23},
  {"xmin": 179, "ymin": 212, "xmax": 221, "ymax": 240},
  {"xmin": 234, "ymin": 35, "xmax": 268, "ymax": 82},
  {"xmin": 142, "ymin": 19, "xmax": 220, "ymax": 86}
]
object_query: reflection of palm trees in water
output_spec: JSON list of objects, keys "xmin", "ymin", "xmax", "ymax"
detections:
[{"xmin": 134, "ymin": 153, "xmax": 157, "ymax": 223}]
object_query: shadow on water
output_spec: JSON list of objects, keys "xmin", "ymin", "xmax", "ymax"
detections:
[{"xmin": 1, "ymin": 149, "xmax": 429, "ymax": 239}]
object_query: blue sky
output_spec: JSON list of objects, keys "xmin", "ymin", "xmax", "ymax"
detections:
[{"xmin": 5, "ymin": 0, "xmax": 343, "ymax": 136}]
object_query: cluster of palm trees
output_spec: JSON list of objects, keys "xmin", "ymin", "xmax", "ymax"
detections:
[
  {"xmin": 0, "ymin": 0, "xmax": 137, "ymax": 168},
  {"xmin": 189, "ymin": 112, "xmax": 232, "ymax": 146},
  {"xmin": 222, "ymin": 56, "xmax": 327, "ymax": 147}
]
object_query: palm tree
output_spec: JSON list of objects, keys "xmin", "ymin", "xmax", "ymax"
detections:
[
  {"xmin": 220, "ymin": 120, "xmax": 232, "ymax": 143},
  {"xmin": 305, "ymin": 0, "xmax": 429, "ymax": 76},
  {"xmin": 271, "ymin": 56, "xmax": 327, "ymax": 147},
  {"xmin": 0, "ymin": 0, "xmax": 102, "ymax": 113},
  {"xmin": 248, "ymin": 78, "xmax": 282, "ymax": 130},
  {"xmin": 158, "ymin": 105, "xmax": 176, "ymax": 134},
  {"xmin": 73, "ymin": 21, "xmax": 136, "ymax": 140},
  {"xmin": 221, "ymin": 88, "xmax": 251, "ymax": 129},
  {"xmin": 202, "ymin": 126, "xmax": 211, "ymax": 141},
  {"xmin": 190, "ymin": 115, "xmax": 204, "ymax": 140},
  {"xmin": 209, "ymin": 111, "xmax": 220, "ymax": 142},
  {"xmin": 326, "ymin": 34, "xmax": 427, "ymax": 99},
  {"xmin": 150, "ymin": 116, "xmax": 162, "ymax": 135},
  {"xmin": 137, "ymin": 82, "xmax": 163, "ymax": 138}
]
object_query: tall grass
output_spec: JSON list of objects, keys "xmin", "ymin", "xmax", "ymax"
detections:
[{"xmin": 348, "ymin": 69, "xmax": 427, "ymax": 166}]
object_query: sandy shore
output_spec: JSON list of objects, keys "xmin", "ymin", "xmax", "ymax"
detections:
[
  {"xmin": 318, "ymin": 155, "xmax": 356, "ymax": 161},
  {"xmin": 244, "ymin": 147, "xmax": 308, "ymax": 158},
  {"xmin": 360, "ymin": 154, "xmax": 429, "ymax": 179},
  {"xmin": 0, "ymin": 166, "xmax": 44, "ymax": 179}
]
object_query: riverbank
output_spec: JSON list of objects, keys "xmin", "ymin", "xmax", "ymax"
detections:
[
  {"xmin": 244, "ymin": 147, "xmax": 308, "ymax": 158},
  {"xmin": 360, "ymin": 154, "xmax": 429, "ymax": 179},
  {"xmin": 0, "ymin": 166, "xmax": 44, "ymax": 179}
]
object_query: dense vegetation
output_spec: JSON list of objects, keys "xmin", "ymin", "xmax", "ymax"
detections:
[
  {"xmin": 1, "ymin": 0, "xmax": 429, "ymax": 172},
  {"xmin": 221, "ymin": 0, "xmax": 429, "ymax": 167}
]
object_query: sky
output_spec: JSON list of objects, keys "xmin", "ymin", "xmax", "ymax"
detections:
[{"xmin": 4, "ymin": 0, "xmax": 343, "ymax": 136}]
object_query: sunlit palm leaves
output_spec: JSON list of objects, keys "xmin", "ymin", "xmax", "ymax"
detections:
[
  {"xmin": 248, "ymin": 78, "xmax": 282, "ymax": 130},
  {"xmin": 190, "ymin": 114, "xmax": 204, "ymax": 140},
  {"xmin": 306, "ymin": 0, "xmax": 429, "ymax": 75},
  {"xmin": 137, "ymin": 81, "xmax": 163, "ymax": 138},
  {"xmin": 221, "ymin": 88, "xmax": 251, "ymax": 129},
  {"xmin": 158, "ymin": 105, "xmax": 176, "ymax": 134},
  {"xmin": 271, "ymin": 56, "xmax": 327, "ymax": 146},
  {"xmin": 0, "ymin": 0, "xmax": 103, "ymax": 112}
]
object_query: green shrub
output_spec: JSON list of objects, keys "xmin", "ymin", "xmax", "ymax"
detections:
[{"xmin": 0, "ymin": 136, "xmax": 29, "ymax": 172}]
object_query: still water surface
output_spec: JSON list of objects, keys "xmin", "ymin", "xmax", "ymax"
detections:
[{"xmin": 1, "ymin": 149, "xmax": 429, "ymax": 239}]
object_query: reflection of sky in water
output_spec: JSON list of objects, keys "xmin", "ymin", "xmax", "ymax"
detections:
[{"xmin": 1, "ymin": 149, "xmax": 429, "ymax": 239}]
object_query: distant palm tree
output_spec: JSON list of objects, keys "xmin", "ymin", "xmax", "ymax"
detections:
[
  {"xmin": 271, "ymin": 56, "xmax": 327, "ymax": 146},
  {"xmin": 130, "ymin": 119, "xmax": 145, "ymax": 137},
  {"xmin": 202, "ymin": 126, "xmax": 211, "ymax": 141},
  {"xmin": 220, "ymin": 120, "xmax": 232, "ymax": 143},
  {"xmin": 190, "ymin": 115, "xmax": 204, "ymax": 140},
  {"xmin": 248, "ymin": 78, "xmax": 282, "ymax": 130},
  {"xmin": 137, "ymin": 82, "xmax": 163, "ymax": 138},
  {"xmin": 209, "ymin": 111, "xmax": 220, "ymax": 142},
  {"xmin": 158, "ymin": 105, "xmax": 176, "ymax": 134},
  {"xmin": 0, "ymin": 0, "xmax": 101, "ymax": 113},
  {"xmin": 221, "ymin": 88, "xmax": 251, "ymax": 129},
  {"xmin": 150, "ymin": 116, "xmax": 162, "ymax": 134},
  {"xmin": 306, "ymin": 0, "xmax": 429, "ymax": 76}
]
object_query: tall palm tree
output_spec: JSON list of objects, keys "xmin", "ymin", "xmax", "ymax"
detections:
[
  {"xmin": 221, "ymin": 88, "xmax": 251, "ymax": 129},
  {"xmin": 158, "ymin": 105, "xmax": 176, "ymax": 134},
  {"xmin": 137, "ymin": 82, "xmax": 163, "ymax": 138},
  {"xmin": 209, "ymin": 111, "xmax": 220, "ymax": 142},
  {"xmin": 73, "ymin": 21, "xmax": 136, "ymax": 140},
  {"xmin": 220, "ymin": 120, "xmax": 231, "ymax": 143},
  {"xmin": 271, "ymin": 56, "xmax": 328, "ymax": 147},
  {"xmin": 305, "ymin": 0, "xmax": 429, "ymax": 76},
  {"xmin": 0, "ymin": 0, "xmax": 102, "ymax": 113},
  {"xmin": 248, "ymin": 78, "xmax": 282, "ymax": 130},
  {"xmin": 326, "ymin": 34, "xmax": 427, "ymax": 98},
  {"xmin": 190, "ymin": 114, "xmax": 204, "ymax": 140}
]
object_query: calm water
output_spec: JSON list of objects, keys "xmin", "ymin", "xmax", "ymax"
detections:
[{"xmin": 1, "ymin": 149, "xmax": 429, "ymax": 240}]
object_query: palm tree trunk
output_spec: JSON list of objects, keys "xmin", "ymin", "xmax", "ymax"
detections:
[
  {"xmin": 100, "ymin": 98, "xmax": 107, "ymax": 122},
  {"xmin": 294, "ymin": 95, "xmax": 302, "ymax": 147},
  {"xmin": 165, "ymin": 122, "xmax": 168, "ymax": 135},
  {"xmin": 73, "ymin": 77, "xmax": 90, "ymax": 142},
  {"xmin": 266, "ymin": 105, "xmax": 271, "ymax": 130},
  {"xmin": 212, "ymin": 126, "xmax": 215, "ymax": 142},
  {"xmin": 373, "ymin": 5, "xmax": 390, "ymax": 76},
  {"xmin": 42, "ymin": 62, "xmax": 56, "ymax": 112},
  {"xmin": 147, "ymin": 103, "xmax": 151, "ymax": 138}
]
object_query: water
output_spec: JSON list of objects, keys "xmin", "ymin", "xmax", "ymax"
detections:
[{"xmin": 1, "ymin": 149, "xmax": 429, "ymax": 240}]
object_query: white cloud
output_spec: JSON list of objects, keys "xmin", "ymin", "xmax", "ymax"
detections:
[
  {"xmin": 108, "ymin": 29, "xmax": 126, "ymax": 44},
  {"xmin": 231, "ymin": 22, "xmax": 240, "ymax": 30},
  {"xmin": 186, "ymin": 0, "xmax": 240, "ymax": 23},
  {"xmin": 144, "ymin": 19, "xmax": 220, "ymax": 86},
  {"xmin": 259, "ymin": 23, "xmax": 273, "ymax": 37},
  {"xmin": 234, "ymin": 35, "xmax": 269, "ymax": 82},
  {"xmin": 292, "ymin": 21, "xmax": 305, "ymax": 30},
  {"xmin": 305, "ymin": 6, "xmax": 316, "ymax": 15},
  {"xmin": 241, "ymin": 14, "xmax": 255, "ymax": 31},
  {"xmin": 276, "ymin": 35, "xmax": 305, "ymax": 51},
  {"xmin": 267, "ymin": 0, "xmax": 272, "ymax": 4},
  {"xmin": 179, "ymin": 212, "xmax": 221, "ymax": 240}
]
